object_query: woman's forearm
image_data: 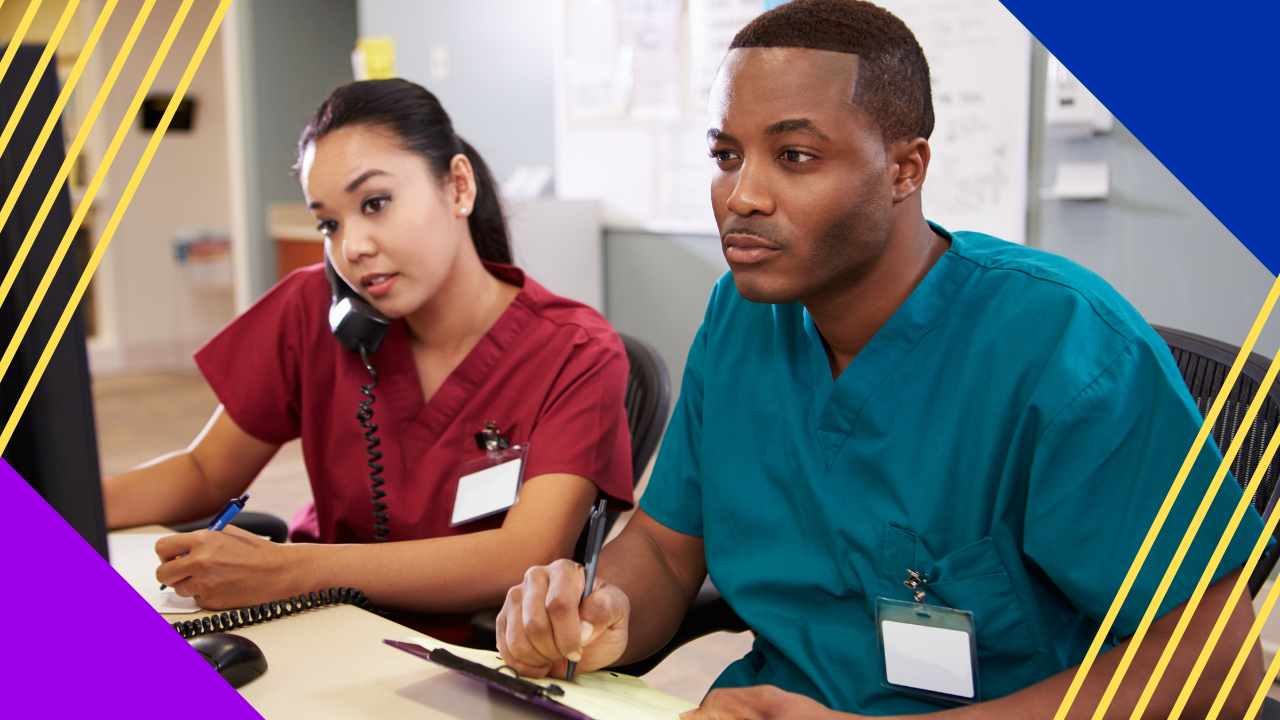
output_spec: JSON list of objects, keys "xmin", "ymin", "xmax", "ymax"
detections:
[
  {"xmin": 103, "ymin": 451, "xmax": 228, "ymax": 529},
  {"xmin": 292, "ymin": 524, "xmax": 571, "ymax": 613},
  {"xmin": 103, "ymin": 407, "xmax": 280, "ymax": 530}
]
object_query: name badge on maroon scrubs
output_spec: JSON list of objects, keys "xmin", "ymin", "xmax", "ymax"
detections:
[{"xmin": 450, "ymin": 422, "xmax": 528, "ymax": 527}]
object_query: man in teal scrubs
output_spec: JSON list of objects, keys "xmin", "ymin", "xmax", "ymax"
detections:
[{"xmin": 496, "ymin": 0, "xmax": 1267, "ymax": 716}]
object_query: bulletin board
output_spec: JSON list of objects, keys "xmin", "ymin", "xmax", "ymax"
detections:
[{"xmin": 553, "ymin": 0, "xmax": 1031, "ymax": 243}]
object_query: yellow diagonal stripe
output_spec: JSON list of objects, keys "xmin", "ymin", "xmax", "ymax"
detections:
[
  {"xmin": 0, "ymin": 0, "xmax": 186, "ymax": 392},
  {"xmin": 1167, "ymin": 427, "xmax": 1280, "ymax": 718},
  {"xmin": 1088, "ymin": 349, "xmax": 1280, "ymax": 719},
  {"xmin": 0, "ymin": 0, "xmax": 78, "ymax": 163},
  {"xmin": 0, "ymin": 0, "xmax": 117, "ymax": 265},
  {"xmin": 1054, "ymin": 273, "xmax": 1280, "ymax": 719},
  {"xmin": 1203, "ymin": 514, "xmax": 1280, "ymax": 717},
  {"xmin": 0, "ymin": 0, "xmax": 233, "ymax": 454},
  {"xmin": 0, "ymin": 0, "xmax": 155, "ymax": 315},
  {"xmin": 1242, "ymin": 596, "xmax": 1280, "ymax": 719},
  {"xmin": 1127, "ymin": 348, "xmax": 1280, "ymax": 718},
  {"xmin": 0, "ymin": 0, "xmax": 43, "ymax": 88}
]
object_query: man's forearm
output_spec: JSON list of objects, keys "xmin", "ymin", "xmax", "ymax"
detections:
[{"xmin": 596, "ymin": 515, "xmax": 707, "ymax": 665}]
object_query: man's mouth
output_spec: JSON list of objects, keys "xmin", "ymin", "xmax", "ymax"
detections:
[{"xmin": 723, "ymin": 232, "xmax": 783, "ymax": 265}]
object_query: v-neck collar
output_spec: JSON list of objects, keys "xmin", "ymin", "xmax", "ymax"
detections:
[
  {"xmin": 374, "ymin": 263, "xmax": 536, "ymax": 470},
  {"xmin": 802, "ymin": 224, "xmax": 977, "ymax": 466}
]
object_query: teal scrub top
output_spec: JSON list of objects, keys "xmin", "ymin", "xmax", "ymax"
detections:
[{"xmin": 640, "ymin": 227, "xmax": 1265, "ymax": 715}]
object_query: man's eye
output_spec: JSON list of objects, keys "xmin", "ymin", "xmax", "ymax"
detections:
[
  {"xmin": 710, "ymin": 150, "xmax": 738, "ymax": 163},
  {"xmin": 782, "ymin": 150, "xmax": 816, "ymax": 163}
]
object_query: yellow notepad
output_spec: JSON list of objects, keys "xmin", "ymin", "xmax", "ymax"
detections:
[{"xmin": 388, "ymin": 633, "xmax": 698, "ymax": 720}]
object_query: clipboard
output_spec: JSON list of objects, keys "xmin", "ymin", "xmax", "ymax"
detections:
[
  {"xmin": 384, "ymin": 641, "xmax": 590, "ymax": 719},
  {"xmin": 383, "ymin": 635, "xmax": 699, "ymax": 720}
]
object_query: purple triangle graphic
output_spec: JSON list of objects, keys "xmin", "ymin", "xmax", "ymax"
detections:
[{"xmin": 0, "ymin": 459, "xmax": 261, "ymax": 717}]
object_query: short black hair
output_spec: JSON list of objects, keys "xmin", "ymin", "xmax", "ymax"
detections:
[{"xmin": 730, "ymin": 0, "xmax": 934, "ymax": 143}]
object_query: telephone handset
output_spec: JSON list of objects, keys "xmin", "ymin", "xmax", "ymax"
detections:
[
  {"xmin": 325, "ymin": 250, "xmax": 389, "ymax": 353},
  {"xmin": 326, "ymin": 251, "xmax": 393, "ymax": 543}
]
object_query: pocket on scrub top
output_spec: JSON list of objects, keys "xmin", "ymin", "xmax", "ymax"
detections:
[{"xmin": 879, "ymin": 527, "xmax": 1047, "ymax": 696}]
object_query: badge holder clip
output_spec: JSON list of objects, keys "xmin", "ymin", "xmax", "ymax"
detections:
[
  {"xmin": 875, "ymin": 570, "xmax": 980, "ymax": 705},
  {"xmin": 451, "ymin": 421, "xmax": 528, "ymax": 527}
]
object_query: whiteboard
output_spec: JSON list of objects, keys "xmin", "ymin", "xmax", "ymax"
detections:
[{"xmin": 553, "ymin": 0, "xmax": 1031, "ymax": 243}]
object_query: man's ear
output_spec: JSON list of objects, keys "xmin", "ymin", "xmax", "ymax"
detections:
[{"xmin": 890, "ymin": 137, "xmax": 930, "ymax": 203}]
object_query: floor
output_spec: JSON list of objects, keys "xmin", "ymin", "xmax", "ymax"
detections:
[{"xmin": 92, "ymin": 369, "xmax": 751, "ymax": 705}]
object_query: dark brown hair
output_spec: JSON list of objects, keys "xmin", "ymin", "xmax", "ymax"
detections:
[
  {"xmin": 731, "ymin": 0, "xmax": 934, "ymax": 143},
  {"xmin": 296, "ymin": 79, "xmax": 511, "ymax": 264}
]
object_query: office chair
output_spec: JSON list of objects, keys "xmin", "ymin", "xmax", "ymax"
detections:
[
  {"xmin": 1152, "ymin": 326, "xmax": 1280, "ymax": 720},
  {"xmin": 1153, "ymin": 326, "xmax": 1280, "ymax": 597},
  {"xmin": 469, "ymin": 332, "xmax": 673, "ymax": 649}
]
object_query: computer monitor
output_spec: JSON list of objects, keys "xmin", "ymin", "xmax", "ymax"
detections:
[{"xmin": 0, "ymin": 45, "xmax": 108, "ymax": 560}]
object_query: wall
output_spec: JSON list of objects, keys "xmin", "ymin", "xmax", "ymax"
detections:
[
  {"xmin": 86, "ymin": 0, "xmax": 235, "ymax": 372},
  {"xmin": 234, "ymin": 0, "xmax": 357, "ymax": 300},
  {"xmin": 356, "ymin": 0, "xmax": 556, "ymax": 187},
  {"xmin": 1027, "ymin": 40, "xmax": 1280, "ymax": 354}
]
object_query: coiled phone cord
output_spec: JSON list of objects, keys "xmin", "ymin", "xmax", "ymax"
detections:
[
  {"xmin": 171, "ymin": 586, "xmax": 374, "ymax": 639},
  {"xmin": 358, "ymin": 345, "xmax": 390, "ymax": 542}
]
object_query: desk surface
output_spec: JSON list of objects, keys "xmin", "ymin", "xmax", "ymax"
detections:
[{"xmin": 124, "ymin": 526, "xmax": 565, "ymax": 719}]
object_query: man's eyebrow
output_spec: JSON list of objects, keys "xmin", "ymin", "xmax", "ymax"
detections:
[
  {"xmin": 345, "ymin": 168, "xmax": 391, "ymax": 193},
  {"xmin": 764, "ymin": 118, "xmax": 831, "ymax": 142}
]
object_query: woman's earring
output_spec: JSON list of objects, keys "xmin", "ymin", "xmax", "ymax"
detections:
[{"xmin": 459, "ymin": 207, "xmax": 469, "ymax": 216}]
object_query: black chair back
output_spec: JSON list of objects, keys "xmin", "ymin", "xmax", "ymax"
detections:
[
  {"xmin": 570, "ymin": 333, "xmax": 672, "ymax": 560},
  {"xmin": 621, "ymin": 333, "xmax": 672, "ymax": 485},
  {"xmin": 1153, "ymin": 325, "xmax": 1280, "ymax": 596},
  {"xmin": 472, "ymin": 332, "xmax": 671, "ymax": 648}
]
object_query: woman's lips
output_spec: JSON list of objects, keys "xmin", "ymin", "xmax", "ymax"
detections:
[{"xmin": 362, "ymin": 273, "xmax": 399, "ymax": 297}]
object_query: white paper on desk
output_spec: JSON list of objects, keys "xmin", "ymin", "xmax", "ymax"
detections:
[
  {"xmin": 107, "ymin": 534, "xmax": 201, "ymax": 614},
  {"xmin": 393, "ymin": 633, "xmax": 698, "ymax": 720}
]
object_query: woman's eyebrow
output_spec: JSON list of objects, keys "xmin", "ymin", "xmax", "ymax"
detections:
[{"xmin": 345, "ymin": 168, "xmax": 391, "ymax": 193}]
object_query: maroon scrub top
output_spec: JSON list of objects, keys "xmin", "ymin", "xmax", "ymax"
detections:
[{"xmin": 194, "ymin": 262, "xmax": 634, "ymax": 641}]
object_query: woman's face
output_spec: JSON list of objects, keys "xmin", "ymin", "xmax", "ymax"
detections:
[{"xmin": 300, "ymin": 125, "xmax": 472, "ymax": 319}]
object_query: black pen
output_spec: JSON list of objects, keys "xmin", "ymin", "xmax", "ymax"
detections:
[{"xmin": 566, "ymin": 498, "xmax": 608, "ymax": 682}]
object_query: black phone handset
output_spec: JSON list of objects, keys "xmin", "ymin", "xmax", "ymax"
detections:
[{"xmin": 325, "ymin": 251, "xmax": 392, "ymax": 542}]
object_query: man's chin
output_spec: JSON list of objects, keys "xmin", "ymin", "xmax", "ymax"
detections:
[{"xmin": 730, "ymin": 271, "xmax": 803, "ymax": 305}]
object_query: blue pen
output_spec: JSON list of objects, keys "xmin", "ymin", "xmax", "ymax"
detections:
[{"xmin": 159, "ymin": 494, "xmax": 249, "ymax": 591}]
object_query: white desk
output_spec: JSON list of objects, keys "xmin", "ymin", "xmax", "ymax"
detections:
[{"xmin": 123, "ymin": 527, "xmax": 562, "ymax": 719}]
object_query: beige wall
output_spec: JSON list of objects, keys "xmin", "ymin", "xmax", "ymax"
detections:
[{"xmin": 78, "ymin": 0, "xmax": 235, "ymax": 372}]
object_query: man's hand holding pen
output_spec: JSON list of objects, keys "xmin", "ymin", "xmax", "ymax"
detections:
[{"xmin": 496, "ymin": 558, "xmax": 632, "ymax": 679}]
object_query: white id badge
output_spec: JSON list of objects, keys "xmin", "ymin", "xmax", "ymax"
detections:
[
  {"xmin": 450, "ymin": 444, "xmax": 528, "ymax": 527},
  {"xmin": 876, "ymin": 597, "xmax": 980, "ymax": 704}
]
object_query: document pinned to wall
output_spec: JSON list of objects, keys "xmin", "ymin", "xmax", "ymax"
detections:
[
  {"xmin": 877, "ymin": 0, "xmax": 1032, "ymax": 243},
  {"xmin": 555, "ymin": 0, "xmax": 1029, "ymax": 240},
  {"xmin": 688, "ymin": 0, "xmax": 764, "ymax": 112}
]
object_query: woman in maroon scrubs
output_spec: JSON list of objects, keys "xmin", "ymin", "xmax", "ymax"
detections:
[{"xmin": 102, "ymin": 80, "xmax": 634, "ymax": 644}]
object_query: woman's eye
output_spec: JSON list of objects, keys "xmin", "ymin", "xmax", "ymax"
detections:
[
  {"xmin": 317, "ymin": 220, "xmax": 337, "ymax": 236},
  {"xmin": 363, "ymin": 196, "xmax": 389, "ymax": 214},
  {"xmin": 782, "ymin": 150, "xmax": 816, "ymax": 163}
]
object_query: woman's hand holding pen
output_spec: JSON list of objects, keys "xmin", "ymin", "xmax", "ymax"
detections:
[
  {"xmin": 154, "ymin": 525, "xmax": 314, "ymax": 609},
  {"xmin": 496, "ymin": 558, "xmax": 631, "ymax": 679}
]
